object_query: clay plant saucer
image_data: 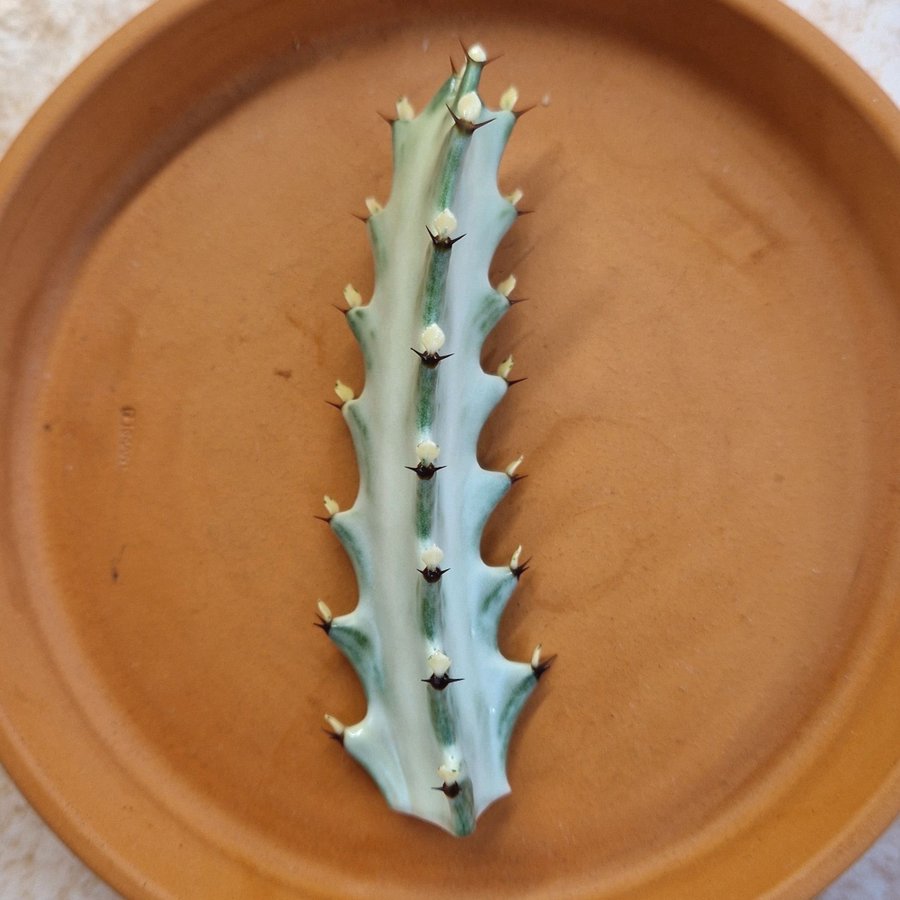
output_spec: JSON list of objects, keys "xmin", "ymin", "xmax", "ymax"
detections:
[{"xmin": 2, "ymin": 0, "xmax": 900, "ymax": 897}]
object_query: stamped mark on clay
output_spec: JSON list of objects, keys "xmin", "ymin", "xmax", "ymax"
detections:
[{"xmin": 117, "ymin": 405, "xmax": 137, "ymax": 469}]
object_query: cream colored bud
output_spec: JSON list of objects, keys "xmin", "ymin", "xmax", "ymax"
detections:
[
  {"xmin": 467, "ymin": 43, "xmax": 487, "ymax": 62},
  {"xmin": 343, "ymin": 283, "xmax": 362, "ymax": 308},
  {"xmin": 416, "ymin": 440, "xmax": 440, "ymax": 465},
  {"xmin": 324, "ymin": 714, "xmax": 345, "ymax": 736},
  {"xmin": 420, "ymin": 324, "xmax": 446, "ymax": 354},
  {"xmin": 506, "ymin": 187, "xmax": 524, "ymax": 207},
  {"xmin": 334, "ymin": 380, "xmax": 354, "ymax": 404},
  {"xmin": 427, "ymin": 650, "xmax": 452, "ymax": 677},
  {"xmin": 421, "ymin": 545, "xmax": 444, "ymax": 569},
  {"xmin": 323, "ymin": 495, "xmax": 340, "ymax": 517},
  {"xmin": 497, "ymin": 274, "xmax": 516, "ymax": 298},
  {"xmin": 317, "ymin": 600, "xmax": 333, "ymax": 623},
  {"xmin": 365, "ymin": 196, "xmax": 383, "ymax": 215},
  {"xmin": 505, "ymin": 455, "xmax": 524, "ymax": 478},
  {"xmin": 531, "ymin": 644, "xmax": 543, "ymax": 670},
  {"xmin": 500, "ymin": 85, "xmax": 519, "ymax": 111},
  {"xmin": 438, "ymin": 760, "xmax": 460, "ymax": 785},
  {"xmin": 431, "ymin": 208, "xmax": 458, "ymax": 239},
  {"xmin": 395, "ymin": 96, "xmax": 415, "ymax": 121},
  {"xmin": 509, "ymin": 545, "xmax": 523, "ymax": 572},
  {"xmin": 457, "ymin": 91, "xmax": 483, "ymax": 122},
  {"xmin": 497, "ymin": 355, "xmax": 515, "ymax": 380}
]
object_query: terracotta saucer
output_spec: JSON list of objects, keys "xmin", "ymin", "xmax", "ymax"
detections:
[{"xmin": 2, "ymin": 0, "xmax": 900, "ymax": 896}]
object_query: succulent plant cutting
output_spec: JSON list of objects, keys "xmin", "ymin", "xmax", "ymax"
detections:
[{"xmin": 316, "ymin": 43, "xmax": 550, "ymax": 836}]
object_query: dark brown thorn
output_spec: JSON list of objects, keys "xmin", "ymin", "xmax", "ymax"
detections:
[
  {"xmin": 323, "ymin": 727, "xmax": 344, "ymax": 745},
  {"xmin": 445, "ymin": 103, "xmax": 495, "ymax": 135},
  {"xmin": 513, "ymin": 104, "xmax": 536, "ymax": 120},
  {"xmin": 507, "ymin": 296, "xmax": 528, "ymax": 306},
  {"xmin": 422, "ymin": 673, "xmax": 464, "ymax": 690},
  {"xmin": 332, "ymin": 303, "xmax": 349, "ymax": 316},
  {"xmin": 314, "ymin": 616, "xmax": 332, "ymax": 635},
  {"xmin": 314, "ymin": 515, "xmax": 333, "ymax": 524},
  {"xmin": 513, "ymin": 557, "xmax": 532, "ymax": 579},
  {"xmin": 510, "ymin": 473, "xmax": 528, "ymax": 485},
  {"xmin": 405, "ymin": 463, "xmax": 446, "ymax": 480},
  {"xmin": 433, "ymin": 782, "xmax": 462, "ymax": 799},
  {"xmin": 449, "ymin": 55, "xmax": 458, "ymax": 75},
  {"xmin": 412, "ymin": 348, "xmax": 453, "ymax": 368},
  {"xmin": 418, "ymin": 566, "xmax": 449, "ymax": 583},
  {"xmin": 325, "ymin": 400, "xmax": 344, "ymax": 410},
  {"xmin": 506, "ymin": 376, "xmax": 528, "ymax": 387},
  {"xmin": 427, "ymin": 225, "xmax": 466, "ymax": 249},
  {"xmin": 426, "ymin": 225, "xmax": 465, "ymax": 250},
  {"xmin": 377, "ymin": 110, "xmax": 396, "ymax": 126},
  {"xmin": 351, "ymin": 212, "xmax": 369, "ymax": 223},
  {"xmin": 457, "ymin": 37, "xmax": 472, "ymax": 61},
  {"xmin": 516, "ymin": 208, "xmax": 535, "ymax": 217},
  {"xmin": 533, "ymin": 654, "xmax": 557, "ymax": 680}
]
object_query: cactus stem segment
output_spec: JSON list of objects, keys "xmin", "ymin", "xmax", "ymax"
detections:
[{"xmin": 317, "ymin": 43, "xmax": 546, "ymax": 835}]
